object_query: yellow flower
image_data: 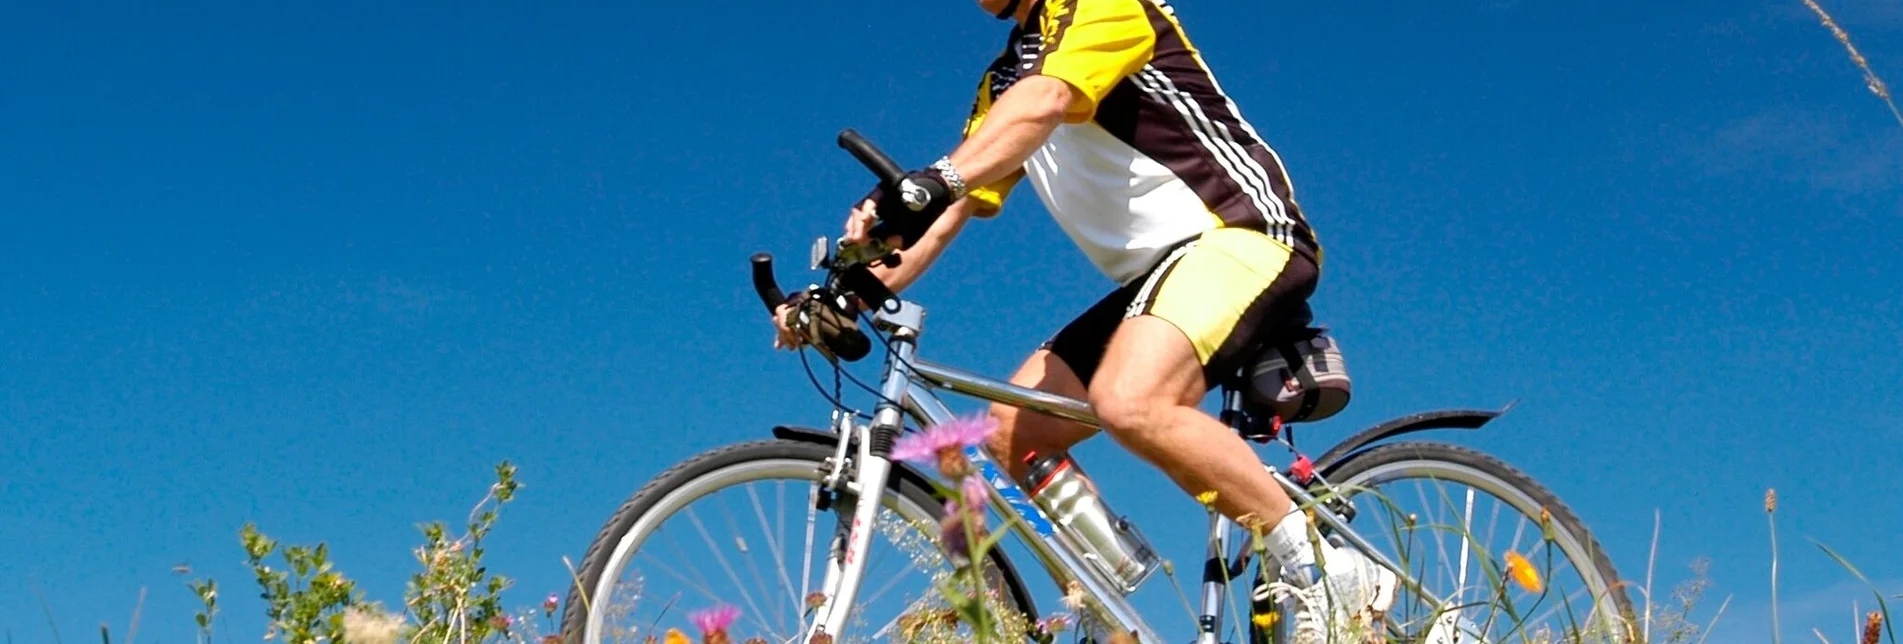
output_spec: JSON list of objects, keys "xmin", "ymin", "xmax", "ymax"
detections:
[
  {"xmin": 663, "ymin": 628, "xmax": 692, "ymax": 644},
  {"xmin": 1252, "ymin": 611, "xmax": 1278, "ymax": 630},
  {"xmin": 1195, "ymin": 490, "xmax": 1219, "ymax": 506},
  {"xmin": 1504, "ymin": 551, "xmax": 1543, "ymax": 594}
]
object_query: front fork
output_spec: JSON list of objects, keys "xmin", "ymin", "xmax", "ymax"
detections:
[{"xmin": 801, "ymin": 331, "xmax": 919, "ymax": 643}]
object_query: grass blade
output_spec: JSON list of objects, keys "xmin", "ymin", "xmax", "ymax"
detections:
[
  {"xmin": 1694, "ymin": 595, "xmax": 1733, "ymax": 644},
  {"xmin": 1812, "ymin": 541, "xmax": 1895, "ymax": 644},
  {"xmin": 31, "ymin": 579, "xmax": 64, "ymax": 644},
  {"xmin": 1769, "ymin": 489, "xmax": 1782, "ymax": 644},
  {"xmin": 1798, "ymin": 0, "xmax": 1903, "ymax": 130}
]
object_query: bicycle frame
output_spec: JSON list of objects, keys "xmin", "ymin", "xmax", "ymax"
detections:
[{"xmin": 799, "ymin": 299, "xmax": 1454, "ymax": 644}]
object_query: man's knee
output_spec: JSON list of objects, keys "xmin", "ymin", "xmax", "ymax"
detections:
[{"xmin": 1088, "ymin": 374, "xmax": 1171, "ymax": 441}]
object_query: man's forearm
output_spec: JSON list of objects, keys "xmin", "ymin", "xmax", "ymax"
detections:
[
  {"xmin": 945, "ymin": 76, "xmax": 1074, "ymax": 189},
  {"xmin": 868, "ymin": 199, "xmax": 976, "ymax": 293}
]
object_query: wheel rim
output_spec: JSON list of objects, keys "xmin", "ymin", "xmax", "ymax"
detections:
[
  {"xmin": 1330, "ymin": 457, "xmax": 1631, "ymax": 643},
  {"xmin": 579, "ymin": 457, "xmax": 1033, "ymax": 644}
]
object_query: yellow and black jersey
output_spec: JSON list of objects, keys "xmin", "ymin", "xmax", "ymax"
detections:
[{"xmin": 964, "ymin": 0, "xmax": 1321, "ymax": 285}]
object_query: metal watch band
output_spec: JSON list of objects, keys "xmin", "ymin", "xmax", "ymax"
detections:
[{"xmin": 931, "ymin": 157, "xmax": 968, "ymax": 200}]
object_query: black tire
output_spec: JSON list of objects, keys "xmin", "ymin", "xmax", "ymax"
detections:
[
  {"xmin": 558, "ymin": 437, "xmax": 1040, "ymax": 643},
  {"xmin": 1320, "ymin": 441, "xmax": 1639, "ymax": 641}
]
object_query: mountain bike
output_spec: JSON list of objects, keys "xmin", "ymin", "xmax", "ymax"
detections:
[{"xmin": 558, "ymin": 131, "xmax": 1636, "ymax": 644}]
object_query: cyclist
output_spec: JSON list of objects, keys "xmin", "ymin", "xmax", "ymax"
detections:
[{"xmin": 774, "ymin": 0, "xmax": 1394, "ymax": 640}]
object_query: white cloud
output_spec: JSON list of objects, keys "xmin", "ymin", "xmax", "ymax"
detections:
[{"xmin": 1683, "ymin": 104, "xmax": 1903, "ymax": 193}]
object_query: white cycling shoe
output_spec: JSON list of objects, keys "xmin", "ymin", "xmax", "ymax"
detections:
[{"xmin": 1264, "ymin": 546, "xmax": 1398, "ymax": 644}]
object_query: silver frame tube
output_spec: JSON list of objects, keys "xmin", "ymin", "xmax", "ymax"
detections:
[{"xmin": 799, "ymin": 298, "xmax": 1441, "ymax": 644}]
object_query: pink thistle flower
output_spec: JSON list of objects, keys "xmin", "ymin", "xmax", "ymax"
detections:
[
  {"xmin": 939, "ymin": 493, "xmax": 992, "ymax": 568},
  {"xmin": 689, "ymin": 605, "xmax": 741, "ymax": 643},
  {"xmin": 959, "ymin": 475, "xmax": 989, "ymax": 510},
  {"xmin": 543, "ymin": 593, "xmax": 560, "ymax": 615},
  {"xmin": 940, "ymin": 499, "xmax": 973, "ymax": 567},
  {"xmin": 892, "ymin": 415, "xmax": 996, "ymax": 479}
]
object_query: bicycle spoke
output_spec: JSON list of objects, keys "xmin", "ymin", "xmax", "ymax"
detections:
[
  {"xmin": 686, "ymin": 506, "xmax": 784, "ymax": 639},
  {"xmin": 723, "ymin": 492, "xmax": 785, "ymax": 636},
  {"xmin": 746, "ymin": 482, "xmax": 803, "ymax": 629}
]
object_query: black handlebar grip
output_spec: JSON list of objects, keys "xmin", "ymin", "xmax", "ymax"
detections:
[
  {"xmin": 813, "ymin": 305, "xmax": 870, "ymax": 362},
  {"xmin": 750, "ymin": 252, "xmax": 786, "ymax": 313},
  {"xmin": 837, "ymin": 129, "xmax": 905, "ymax": 188},
  {"xmin": 825, "ymin": 326, "xmax": 872, "ymax": 362}
]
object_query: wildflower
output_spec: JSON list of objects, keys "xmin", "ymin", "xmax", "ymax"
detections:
[
  {"xmin": 805, "ymin": 592, "xmax": 826, "ymax": 611},
  {"xmin": 662, "ymin": 628, "xmax": 689, "ymax": 644},
  {"xmin": 490, "ymin": 614, "xmax": 514, "ymax": 631},
  {"xmin": 340, "ymin": 605, "xmax": 406, "ymax": 644},
  {"xmin": 960, "ymin": 474, "xmax": 989, "ymax": 507},
  {"xmin": 1252, "ymin": 610, "xmax": 1278, "ymax": 630},
  {"xmin": 1862, "ymin": 611, "xmax": 1882, "ymax": 644},
  {"xmin": 1037, "ymin": 613, "xmax": 1071, "ymax": 634},
  {"xmin": 940, "ymin": 499, "xmax": 985, "ymax": 567},
  {"xmin": 891, "ymin": 415, "xmax": 996, "ymax": 479},
  {"xmin": 1195, "ymin": 490, "xmax": 1219, "ymax": 506},
  {"xmin": 808, "ymin": 633, "xmax": 834, "ymax": 644},
  {"xmin": 689, "ymin": 605, "xmax": 741, "ymax": 644},
  {"xmin": 1764, "ymin": 488, "xmax": 1777, "ymax": 513},
  {"xmin": 1062, "ymin": 581, "xmax": 1087, "ymax": 611},
  {"xmin": 1504, "ymin": 550, "xmax": 1543, "ymax": 594},
  {"xmin": 543, "ymin": 592, "xmax": 560, "ymax": 616}
]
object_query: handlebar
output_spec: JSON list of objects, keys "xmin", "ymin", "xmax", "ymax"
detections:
[
  {"xmin": 750, "ymin": 253, "xmax": 787, "ymax": 311},
  {"xmin": 751, "ymin": 130, "xmax": 913, "ymax": 362},
  {"xmin": 837, "ymin": 129, "xmax": 905, "ymax": 189}
]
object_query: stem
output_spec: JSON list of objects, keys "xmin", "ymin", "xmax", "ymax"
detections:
[{"xmin": 1770, "ymin": 509, "xmax": 1782, "ymax": 644}]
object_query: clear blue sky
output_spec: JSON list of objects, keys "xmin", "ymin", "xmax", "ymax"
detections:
[{"xmin": 3, "ymin": 0, "xmax": 1899, "ymax": 642}]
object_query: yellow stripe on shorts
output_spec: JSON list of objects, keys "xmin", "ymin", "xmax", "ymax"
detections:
[{"xmin": 1139, "ymin": 227, "xmax": 1294, "ymax": 365}]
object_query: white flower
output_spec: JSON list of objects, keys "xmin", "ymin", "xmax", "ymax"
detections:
[{"xmin": 341, "ymin": 604, "xmax": 407, "ymax": 644}]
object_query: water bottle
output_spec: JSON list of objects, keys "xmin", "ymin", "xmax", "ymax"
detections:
[{"xmin": 1024, "ymin": 452, "xmax": 1161, "ymax": 594}]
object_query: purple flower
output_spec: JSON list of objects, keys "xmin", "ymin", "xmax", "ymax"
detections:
[
  {"xmin": 960, "ymin": 474, "xmax": 988, "ymax": 509},
  {"xmin": 892, "ymin": 415, "xmax": 997, "ymax": 479},
  {"xmin": 543, "ymin": 593, "xmax": 560, "ymax": 615},
  {"xmin": 940, "ymin": 499, "xmax": 974, "ymax": 567},
  {"xmin": 689, "ymin": 605, "xmax": 741, "ymax": 638}
]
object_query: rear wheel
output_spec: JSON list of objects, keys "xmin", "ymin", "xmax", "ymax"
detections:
[
  {"xmin": 1319, "ymin": 442, "xmax": 1637, "ymax": 644},
  {"xmin": 559, "ymin": 438, "xmax": 1040, "ymax": 644}
]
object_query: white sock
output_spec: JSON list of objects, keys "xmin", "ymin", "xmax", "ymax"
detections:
[{"xmin": 1265, "ymin": 511, "xmax": 1324, "ymax": 580}]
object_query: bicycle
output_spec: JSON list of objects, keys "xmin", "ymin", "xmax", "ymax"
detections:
[{"xmin": 558, "ymin": 131, "xmax": 1637, "ymax": 644}]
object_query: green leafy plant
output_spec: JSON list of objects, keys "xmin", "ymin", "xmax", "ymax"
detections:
[
  {"xmin": 240, "ymin": 523, "xmax": 365, "ymax": 643},
  {"xmin": 403, "ymin": 460, "xmax": 524, "ymax": 642}
]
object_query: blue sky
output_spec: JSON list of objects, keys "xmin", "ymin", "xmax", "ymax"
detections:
[{"xmin": 2, "ymin": 0, "xmax": 1899, "ymax": 642}]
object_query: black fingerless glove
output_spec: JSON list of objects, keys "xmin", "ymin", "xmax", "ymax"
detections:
[{"xmin": 864, "ymin": 160, "xmax": 967, "ymax": 250}]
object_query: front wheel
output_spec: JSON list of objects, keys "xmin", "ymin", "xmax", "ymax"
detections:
[
  {"xmin": 1319, "ymin": 441, "xmax": 1638, "ymax": 644},
  {"xmin": 558, "ymin": 438, "xmax": 1041, "ymax": 644}
]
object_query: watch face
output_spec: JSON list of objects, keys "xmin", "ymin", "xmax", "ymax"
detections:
[{"xmin": 811, "ymin": 235, "xmax": 830, "ymax": 270}]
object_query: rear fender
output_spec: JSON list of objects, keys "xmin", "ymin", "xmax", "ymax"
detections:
[{"xmin": 1311, "ymin": 402, "xmax": 1516, "ymax": 471}]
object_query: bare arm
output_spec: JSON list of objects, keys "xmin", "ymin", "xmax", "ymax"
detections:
[
  {"xmin": 844, "ymin": 195, "xmax": 977, "ymax": 293},
  {"xmin": 944, "ymin": 75, "xmax": 1077, "ymax": 190},
  {"xmin": 777, "ymin": 197, "xmax": 977, "ymax": 350}
]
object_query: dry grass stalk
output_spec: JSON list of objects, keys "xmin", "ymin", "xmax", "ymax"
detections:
[{"xmin": 1798, "ymin": 0, "xmax": 1903, "ymax": 129}]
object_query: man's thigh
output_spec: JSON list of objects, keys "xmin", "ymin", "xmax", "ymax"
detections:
[{"xmin": 1098, "ymin": 227, "xmax": 1317, "ymax": 396}]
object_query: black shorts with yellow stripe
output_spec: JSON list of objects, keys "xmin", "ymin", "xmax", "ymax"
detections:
[{"xmin": 1044, "ymin": 227, "xmax": 1319, "ymax": 390}]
